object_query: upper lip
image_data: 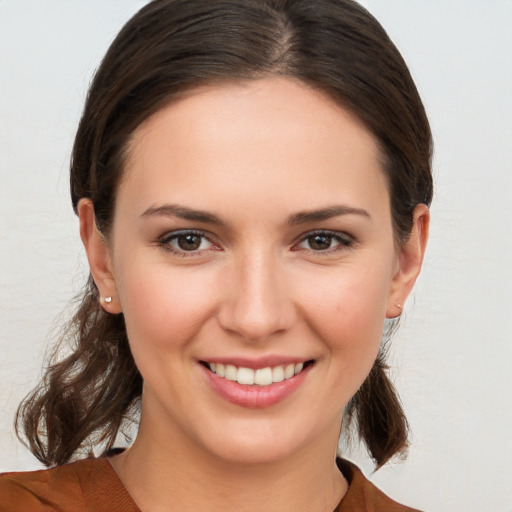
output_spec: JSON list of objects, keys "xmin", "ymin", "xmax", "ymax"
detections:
[{"xmin": 200, "ymin": 356, "xmax": 314, "ymax": 370}]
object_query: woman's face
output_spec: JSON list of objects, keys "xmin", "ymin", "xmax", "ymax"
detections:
[{"xmin": 84, "ymin": 78, "xmax": 425, "ymax": 464}]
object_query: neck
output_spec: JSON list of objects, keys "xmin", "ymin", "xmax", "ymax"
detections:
[{"xmin": 110, "ymin": 411, "xmax": 347, "ymax": 512}]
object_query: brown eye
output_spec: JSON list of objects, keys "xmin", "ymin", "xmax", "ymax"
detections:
[
  {"xmin": 294, "ymin": 231, "xmax": 353, "ymax": 254},
  {"xmin": 307, "ymin": 234, "xmax": 333, "ymax": 251},
  {"xmin": 177, "ymin": 234, "xmax": 202, "ymax": 251},
  {"xmin": 159, "ymin": 230, "xmax": 215, "ymax": 255}
]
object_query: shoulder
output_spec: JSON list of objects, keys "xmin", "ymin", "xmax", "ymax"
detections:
[
  {"xmin": 0, "ymin": 458, "xmax": 139, "ymax": 512},
  {"xmin": 336, "ymin": 459, "xmax": 424, "ymax": 512}
]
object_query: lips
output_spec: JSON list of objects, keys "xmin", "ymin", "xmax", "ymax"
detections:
[{"xmin": 200, "ymin": 359, "xmax": 314, "ymax": 408}]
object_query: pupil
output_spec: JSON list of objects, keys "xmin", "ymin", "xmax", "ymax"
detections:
[
  {"xmin": 309, "ymin": 234, "xmax": 331, "ymax": 250},
  {"xmin": 178, "ymin": 234, "xmax": 200, "ymax": 250}
]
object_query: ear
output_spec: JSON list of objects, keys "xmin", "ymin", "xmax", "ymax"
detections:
[
  {"xmin": 386, "ymin": 204, "xmax": 430, "ymax": 318},
  {"xmin": 78, "ymin": 199, "xmax": 122, "ymax": 314}
]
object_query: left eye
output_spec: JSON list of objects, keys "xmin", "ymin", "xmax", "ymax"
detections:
[
  {"xmin": 160, "ymin": 231, "xmax": 214, "ymax": 253},
  {"xmin": 296, "ymin": 232, "xmax": 352, "ymax": 252}
]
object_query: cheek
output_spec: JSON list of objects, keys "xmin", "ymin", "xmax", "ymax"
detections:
[
  {"xmin": 297, "ymin": 262, "xmax": 393, "ymax": 385},
  {"xmin": 115, "ymin": 257, "xmax": 219, "ymax": 353},
  {"xmin": 300, "ymin": 261, "xmax": 391, "ymax": 336}
]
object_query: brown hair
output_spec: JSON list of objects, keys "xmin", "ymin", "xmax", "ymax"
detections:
[{"xmin": 17, "ymin": 0, "xmax": 433, "ymax": 468}]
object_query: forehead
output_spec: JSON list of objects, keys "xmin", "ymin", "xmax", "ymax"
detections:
[{"xmin": 119, "ymin": 78, "xmax": 389, "ymax": 219}]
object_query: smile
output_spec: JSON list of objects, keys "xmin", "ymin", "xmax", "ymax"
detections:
[
  {"xmin": 200, "ymin": 359, "xmax": 315, "ymax": 408},
  {"xmin": 204, "ymin": 361, "xmax": 313, "ymax": 387}
]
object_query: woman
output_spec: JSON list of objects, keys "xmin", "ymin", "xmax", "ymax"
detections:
[{"xmin": 0, "ymin": 0, "xmax": 432, "ymax": 510}]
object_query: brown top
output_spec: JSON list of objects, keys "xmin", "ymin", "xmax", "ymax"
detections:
[{"xmin": 0, "ymin": 457, "xmax": 422, "ymax": 512}]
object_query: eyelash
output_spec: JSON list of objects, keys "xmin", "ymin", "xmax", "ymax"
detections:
[
  {"xmin": 292, "ymin": 230, "xmax": 354, "ymax": 254},
  {"xmin": 156, "ymin": 229, "xmax": 354, "ymax": 257},
  {"xmin": 157, "ymin": 230, "xmax": 218, "ymax": 257}
]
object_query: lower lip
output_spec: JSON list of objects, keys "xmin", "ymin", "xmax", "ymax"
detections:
[{"xmin": 201, "ymin": 364, "xmax": 312, "ymax": 408}]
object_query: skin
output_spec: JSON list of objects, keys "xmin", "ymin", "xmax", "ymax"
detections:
[{"xmin": 79, "ymin": 78, "xmax": 429, "ymax": 512}]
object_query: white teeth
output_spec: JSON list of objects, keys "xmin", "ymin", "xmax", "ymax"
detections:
[
  {"xmin": 272, "ymin": 366, "xmax": 285, "ymax": 383},
  {"xmin": 284, "ymin": 364, "xmax": 295, "ymax": 379},
  {"xmin": 207, "ymin": 361, "xmax": 308, "ymax": 386},
  {"xmin": 216, "ymin": 363, "xmax": 225, "ymax": 377},
  {"xmin": 237, "ymin": 367, "xmax": 255, "ymax": 385},
  {"xmin": 225, "ymin": 364, "xmax": 237, "ymax": 381},
  {"xmin": 254, "ymin": 367, "xmax": 273, "ymax": 386}
]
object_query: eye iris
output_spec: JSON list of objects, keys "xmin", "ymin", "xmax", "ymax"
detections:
[
  {"xmin": 177, "ymin": 234, "xmax": 201, "ymax": 251},
  {"xmin": 308, "ymin": 234, "xmax": 332, "ymax": 250}
]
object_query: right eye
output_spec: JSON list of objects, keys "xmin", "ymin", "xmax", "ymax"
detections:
[{"xmin": 158, "ymin": 230, "xmax": 217, "ymax": 256}]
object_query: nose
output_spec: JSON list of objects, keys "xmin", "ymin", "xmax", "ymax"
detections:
[{"xmin": 217, "ymin": 251, "xmax": 296, "ymax": 343}]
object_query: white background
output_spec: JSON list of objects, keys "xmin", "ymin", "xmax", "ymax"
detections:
[{"xmin": 1, "ymin": 1, "xmax": 511, "ymax": 511}]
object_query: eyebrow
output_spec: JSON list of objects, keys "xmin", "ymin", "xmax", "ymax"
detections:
[
  {"xmin": 141, "ymin": 204, "xmax": 227, "ymax": 226},
  {"xmin": 288, "ymin": 205, "xmax": 371, "ymax": 225},
  {"xmin": 140, "ymin": 203, "xmax": 370, "ymax": 226}
]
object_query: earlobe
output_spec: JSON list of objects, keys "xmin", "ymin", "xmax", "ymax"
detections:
[
  {"xmin": 386, "ymin": 204, "xmax": 430, "ymax": 318},
  {"xmin": 78, "ymin": 199, "xmax": 122, "ymax": 314}
]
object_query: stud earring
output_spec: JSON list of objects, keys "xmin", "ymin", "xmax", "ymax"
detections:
[
  {"xmin": 396, "ymin": 303, "xmax": 403, "ymax": 309},
  {"xmin": 103, "ymin": 296, "xmax": 113, "ymax": 304}
]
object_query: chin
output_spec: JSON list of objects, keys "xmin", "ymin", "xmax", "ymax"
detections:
[
  {"xmin": 193, "ymin": 416, "xmax": 328, "ymax": 467},
  {"xmin": 210, "ymin": 439, "xmax": 301, "ymax": 467}
]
